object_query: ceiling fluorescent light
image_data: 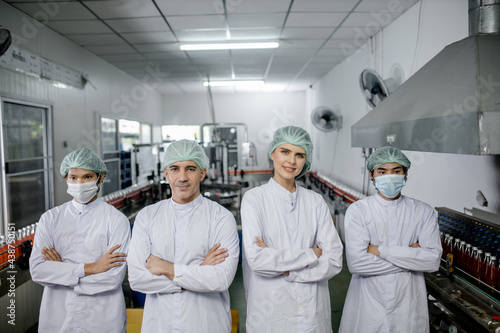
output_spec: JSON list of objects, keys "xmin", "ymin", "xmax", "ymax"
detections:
[
  {"xmin": 181, "ymin": 42, "xmax": 279, "ymax": 51},
  {"xmin": 203, "ymin": 80, "xmax": 265, "ymax": 87}
]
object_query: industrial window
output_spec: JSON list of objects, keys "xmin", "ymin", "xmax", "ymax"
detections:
[
  {"xmin": 0, "ymin": 98, "xmax": 54, "ymax": 234},
  {"xmin": 161, "ymin": 125, "xmax": 200, "ymax": 141}
]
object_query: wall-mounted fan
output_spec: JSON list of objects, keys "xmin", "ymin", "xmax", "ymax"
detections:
[
  {"xmin": 311, "ymin": 106, "xmax": 342, "ymax": 132},
  {"xmin": 0, "ymin": 26, "xmax": 12, "ymax": 57},
  {"xmin": 359, "ymin": 65, "xmax": 404, "ymax": 108}
]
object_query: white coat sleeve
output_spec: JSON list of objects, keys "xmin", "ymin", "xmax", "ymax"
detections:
[
  {"xmin": 285, "ymin": 199, "xmax": 343, "ymax": 283},
  {"xmin": 74, "ymin": 213, "xmax": 131, "ymax": 295},
  {"xmin": 30, "ymin": 213, "xmax": 85, "ymax": 287},
  {"xmin": 127, "ymin": 210, "xmax": 182, "ymax": 294},
  {"xmin": 242, "ymin": 193, "xmax": 318, "ymax": 278},
  {"xmin": 345, "ymin": 204, "xmax": 407, "ymax": 276},
  {"xmin": 172, "ymin": 212, "xmax": 239, "ymax": 292},
  {"xmin": 378, "ymin": 206, "xmax": 442, "ymax": 272}
]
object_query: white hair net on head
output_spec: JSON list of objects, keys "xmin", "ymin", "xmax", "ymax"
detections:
[
  {"xmin": 162, "ymin": 139, "xmax": 209, "ymax": 170},
  {"xmin": 268, "ymin": 126, "xmax": 313, "ymax": 178},
  {"xmin": 60, "ymin": 148, "xmax": 107, "ymax": 177},
  {"xmin": 367, "ymin": 146, "xmax": 411, "ymax": 171}
]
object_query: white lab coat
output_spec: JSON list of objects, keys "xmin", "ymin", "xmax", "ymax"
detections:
[
  {"xmin": 30, "ymin": 199, "xmax": 131, "ymax": 333},
  {"xmin": 241, "ymin": 178, "xmax": 343, "ymax": 333},
  {"xmin": 127, "ymin": 194, "xmax": 239, "ymax": 333},
  {"xmin": 339, "ymin": 194, "xmax": 442, "ymax": 333}
]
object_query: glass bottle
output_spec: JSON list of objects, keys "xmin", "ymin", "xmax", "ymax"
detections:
[
  {"xmin": 473, "ymin": 249, "xmax": 484, "ymax": 282},
  {"xmin": 485, "ymin": 255, "xmax": 498, "ymax": 289},
  {"xmin": 463, "ymin": 243, "xmax": 472, "ymax": 273}
]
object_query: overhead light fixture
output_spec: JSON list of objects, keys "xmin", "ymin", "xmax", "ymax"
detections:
[
  {"xmin": 202, "ymin": 80, "xmax": 265, "ymax": 87},
  {"xmin": 181, "ymin": 42, "xmax": 279, "ymax": 51}
]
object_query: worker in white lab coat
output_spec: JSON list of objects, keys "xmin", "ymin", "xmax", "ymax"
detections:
[
  {"xmin": 242, "ymin": 126, "xmax": 343, "ymax": 333},
  {"xmin": 339, "ymin": 146, "xmax": 442, "ymax": 333},
  {"xmin": 127, "ymin": 139, "xmax": 239, "ymax": 333},
  {"xmin": 30, "ymin": 148, "xmax": 131, "ymax": 333}
]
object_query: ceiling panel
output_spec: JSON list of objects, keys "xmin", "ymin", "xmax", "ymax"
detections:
[
  {"xmin": 286, "ymin": 13, "xmax": 347, "ymax": 28},
  {"xmin": 105, "ymin": 17, "xmax": 168, "ymax": 33},
  {"xmin": 66, "ymin": 33, "xmax": 127, "ymax": 46},
  {"xmin": 225, "ymin": 0, "xmax": 290, "ymax": 14},
  {"xmin": 83, "ymin": 0, "xmax": 160, "ymax": 19},
  {"xmin": 291, "ymin": 0, "xmax": 358, "ymax": 12},
  {"xmin": 227, "ymin": 13, "xmax": 286, "ymax": 28},
  {"xmin": 229, "ymin": 28, "xmax": 281, "ymax": 40},
  {"xmin": 3, "ymin": 0, "xmax": 418, "ymax": 94},
  {"xmin": 46, "ymin": 20, "xmax": 113, "ymax": 34},
  {"xmin": 280, "ymin": 27, "xmax": 335, "ymax": 39},
  {"xmin": 12, "ymin": 2, "xmax": 95, "ymax": 20},
  {"xmin": 167, "ymin": 15, "xmax": 226, "ymax": 30},
  {"xmin": 155, "ymin": 0, "xmax": 224, "ymax": 15},
  {"xmin": 85, "ymin": 44, "xmax": 137, "ymax": 55},
  {"xmin": 122, "ymin": 31, "xmax": 176, "ymax": 43}
]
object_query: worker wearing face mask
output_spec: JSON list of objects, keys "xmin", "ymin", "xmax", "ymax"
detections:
[
  {"xmin": 30, "ymin": 148, "xmax": 131, "ymax": 333},
  {"xmin": 339, "ymin": 146, "xmax": 442, "ymax": 333}
]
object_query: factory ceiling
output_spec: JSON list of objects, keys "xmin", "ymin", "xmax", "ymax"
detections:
[{"xmin": 4, "ymin": 0, "xmax": 418, "ymax": 94}]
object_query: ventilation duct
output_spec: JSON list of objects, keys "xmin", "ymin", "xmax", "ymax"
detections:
[{"xmin": 351, "ymin": 0, "xmax": 500, "ymax": 155}]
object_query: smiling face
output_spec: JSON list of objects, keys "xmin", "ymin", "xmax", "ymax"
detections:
[
  {"xmin": 164, "ymin": 160, "xmax": 206, "ymax": 204},
  {"xmin": 271, "ymin": 143, "xmax": 306, "ymax": 188}
]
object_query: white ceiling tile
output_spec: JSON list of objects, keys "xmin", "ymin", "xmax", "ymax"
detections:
[
  {"xmin": 225, "ymin": 0, "xmax": 290, "ymax": 14},
  {"xmin": 356, "ymin": 0, "xmax": 418, "ymax": 13},
  {"xmin": 281, "ymin": 27, "xmax": 334, "ymax": 39},
  {"xmin": 46, "ymin": 20, "xmax": 113, "ymax": 34},
  {"xmin": 279, "ymin": 39, "xmax": 325, "ymax": 49},
  {"xmin": 12, "ymin": 2, "xmax": 95, "ymax": 20},
  {"xmin": 114, "ymin": 61, "xmax": 150, "ymax": 69},
  {"xmin": 66, "ymin": 33, "xmax": 126, "ymax": 46},
  {"xmin": 185, "ymin": 50, "xmax": 229, "ymax": 59},
  {"xmin": 274, "ymin": 48, "xmax": 317, "ymax": 57},
  {"xmin": 135, "ymin": 43, "xmax": 180, "ymax": 52},
  {"xmin": 292, "ymin": 0, "xmax": 358, "ymax": 12},
  {"xmin": 227, "ymin": 13, "xmax": 286, "ymax": 28},
  {"xmin": 83, "ymin": 0, "xmax": 160, "ymax": 19},
  {"xmin": 85, "ymin": 44, "xmax": 137, "ymax": 55},
  {"xmin": 122, "ymin": 31, "xmax": 176, "ymax": 44},
  {"xmin": 229, "ymin": 28, "xmax": 281, "ymax": 40},
  {"xmin": 100, "ymin": 53, "xmax": 146, "ymax": 62},
  {"xmin": 175, "ymin": 29, "xmax": 227, "ymax": 42},
  {"xmin": 167, "ymin": 15, "xmax": 226, "ymax": 30},
  {"xmin": 286, "ymin": 12, "xmax": 347, "ymax": 28},
  {"xmin": 143, "ymin": 52, "xmax": 189, "ymax": 61},
  {"xmin": 105, "ymin": 17, "xmax": 168, "ymax": 33},
  {"xmin": 155, "ymin": 0, "xmax": 224, "ymax": 15}
]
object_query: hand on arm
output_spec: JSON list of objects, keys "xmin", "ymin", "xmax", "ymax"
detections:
[
  {"xmin": 42, "ymin": 246, "xmax": 62, "ymax": 262},
  {"xmin": 146, "ymin": 255, "xmax": 175, "ymax": 280},
  {"xmin": 84, "ymin": 244, "xmax": 127, "ymax": 277},
  {"xmin": 201, "ymin": 243, "xmax": 228, "ymax": 266}
]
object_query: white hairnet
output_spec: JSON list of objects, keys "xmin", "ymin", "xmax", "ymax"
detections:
[
  {"xmin": 60, "ymin": 148, "xmax": 107, "ymax": 177},
  {"xmin": 268, "ymin": 126, "xmax": 313, "ymax": 178},
  {"xmin": 367, "ymin": 146, "xmax": 411, "ymax": 171},
  {"xmin": 162, "ymin": 139, "xmax": 209, "ymax": 170}
]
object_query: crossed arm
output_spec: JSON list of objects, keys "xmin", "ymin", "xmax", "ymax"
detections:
[
  {"xmin": 42, "ymin": 244, "xmax": 127, "ymax": 276},
  {"xmin": 146, "ymin": 242, "xmax": 229, "ymax": 280}
]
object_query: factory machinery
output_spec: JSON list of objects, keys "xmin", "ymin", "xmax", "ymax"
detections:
[{"xmin": 428, "ymin": 208, "xmax": 500, "ymax": 333}]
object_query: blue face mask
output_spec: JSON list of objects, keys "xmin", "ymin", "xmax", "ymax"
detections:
[{"xmin": 374, "ymin": 174, "xmax": 406, "ymax": 198}]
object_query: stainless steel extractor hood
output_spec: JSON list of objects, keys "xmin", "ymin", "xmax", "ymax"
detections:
[{"xmin": 352, "ymin": 0, "xmax": 500, "ymax": 155}]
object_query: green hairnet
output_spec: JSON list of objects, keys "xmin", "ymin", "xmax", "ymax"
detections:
[
  {"xmin": 162, "ymin": 139, "xmax": 209, "ymax": 170},
  {"xmin": 60, "ymin": 148, "xmax": 107, "ymax": 177},
  {"xmin": 268, "ymin": 126, "xmax": 313, "ymax": 178},
  {"xmin": 367, "ymin": 146, "xmax": 411, "ymax": 171}
]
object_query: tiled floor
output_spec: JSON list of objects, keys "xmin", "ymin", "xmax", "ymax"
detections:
[{"xmin": 229, "ymin": 253, "xmax": 351, "ymax": 333}]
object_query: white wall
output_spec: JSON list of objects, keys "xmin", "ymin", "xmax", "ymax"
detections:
[
  {"xmin": 0, "ymin": 2, "xmax": 163, "ymax": 205},
  {"xmin": 162, "ymin": 92, "xmax": 307, "ymax": 169},
  {"xmin": 309, "ymin": 0, "xmax": 500, "ymax": 215}
]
